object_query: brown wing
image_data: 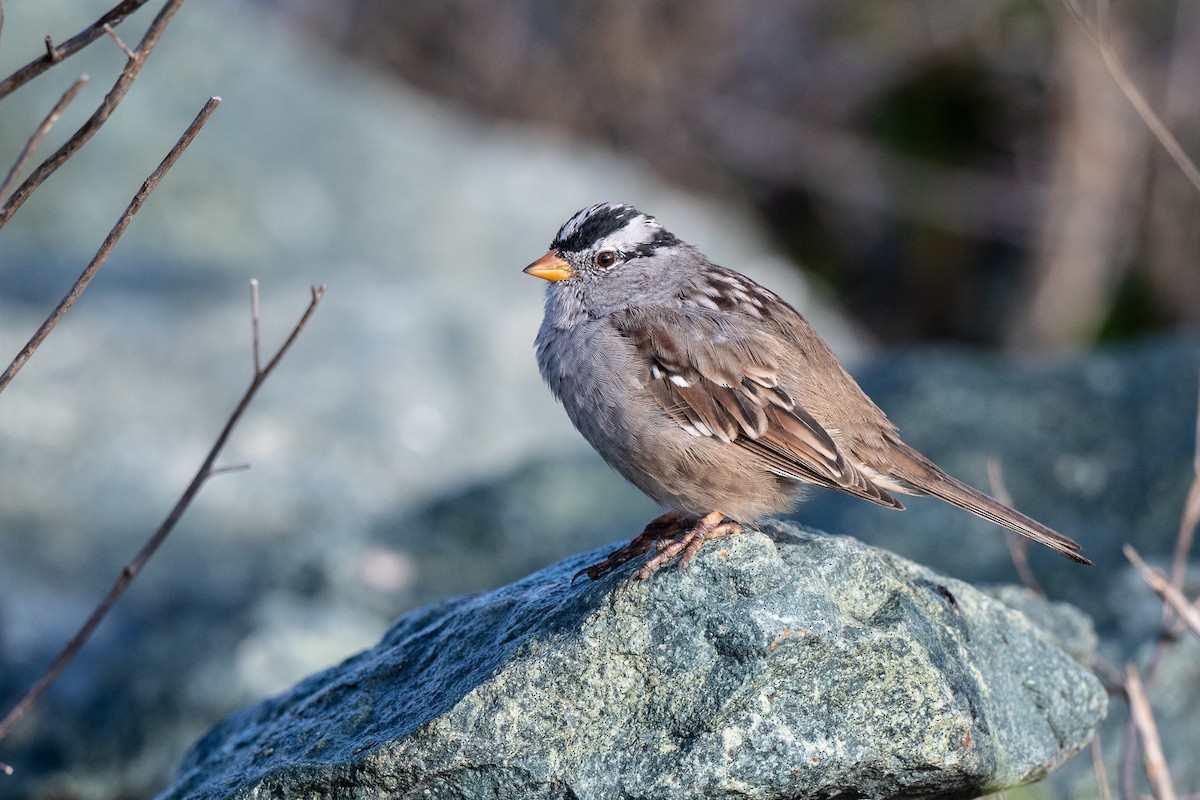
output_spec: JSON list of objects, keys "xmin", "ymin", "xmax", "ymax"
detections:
[{"xmin": 613, "ymin": 308, "xmax": 904, "ymax": 510}]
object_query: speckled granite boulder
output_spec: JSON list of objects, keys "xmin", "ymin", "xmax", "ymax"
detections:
[{"xmin": 160, "ymin": 522, "xmax": 1105, "ymax": 800}]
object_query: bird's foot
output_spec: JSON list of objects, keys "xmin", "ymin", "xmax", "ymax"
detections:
[
  {"xmin": 635, "ymin": 511, "xmax": 740, "ymax": 579},
  {"xmin": 574, "ymin": 510, "xmax": 740, "ymax": 582},
  {"xmin": 573, "ymin": 512, "xmax": 688, "ymax": 582}
]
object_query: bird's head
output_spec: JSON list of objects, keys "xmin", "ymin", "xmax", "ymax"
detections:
[{"xmin": 524, "ymin": 203, "xmax": 692, "ymax": 316}]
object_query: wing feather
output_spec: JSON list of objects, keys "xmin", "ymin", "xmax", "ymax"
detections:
[{"xmin": 614, "ymin": 308, "xmax": 903, "ymax": 509}]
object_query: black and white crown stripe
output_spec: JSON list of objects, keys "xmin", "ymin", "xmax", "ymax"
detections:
[{"xmin": 552, "ymin": 203, "xmax": 678, "ymax": 258}]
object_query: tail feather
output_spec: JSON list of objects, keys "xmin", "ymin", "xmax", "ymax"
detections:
[
  {"xmin": 891, "ymin": 447, "xmax": 1092, "ymax": 566},
  {"xmin": 922, "ymin": 473, "xmax": 1092, "ymax": 565}
]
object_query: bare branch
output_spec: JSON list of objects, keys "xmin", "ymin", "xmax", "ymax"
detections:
[
  {"xmin": 1092, "ymin": 652, "xmax": 1126, "ymax": 693},
  {"xmin": 1063, "ymin": 0, "xmax": 1200, "ymax": 197},
  {"xmin": 0, "ymin": 0, "xmax": 151, "ymax": 100},
  {"xmin": 250, "ymin": 278, "xmax": 261, "ymax": 375},
  {"xmin": 1125, "ymin": 665, "xmax": 1178, "ymax": 800},
  {"xmin": 0, "ymin": 74, "xmax": 89, "ymax": 202},
  {"xmin": 1169, "ymin": 381, "xmax": 1200, "ymax": 591},
  {"xmin": 1124, "ymin": 545, "xmax": 1200, "ymax": 641},
  {"xmin": 1116, "ymin": 292, "xmax": 1200, "ymax": 800},
  {"xmin": 0, "ymin": 96, "xmax": 220, "ymax": 395},
  {"xmin": 986, "ymin": 458, "xmax": 1044, "ymax": 594},
  {"xmin": 102, "ymin": 22, "xmax": 136, "ymax": 61},
  {"xmin": 1092, "ymin": 733, "xmax": 1114, "ymax": 800},
  {"xmin": 208, "ymin": 463, "xmax": 251, "ymax": 477},
  {"xmin": 1093, "ymin": 41, "xmax": 1200, "ymax": 198},
  {"xmin": 0, "ymin": 0, "xmax": 186, "ymax": 230},
  {"xmin": 0, "ymin": 283, "xmax": 326, "ymax": 747}
]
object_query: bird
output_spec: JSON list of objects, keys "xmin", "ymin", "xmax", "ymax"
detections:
[{"xmin": 523, "ymin": 202, "xmax": 1091, "ymax": 580}]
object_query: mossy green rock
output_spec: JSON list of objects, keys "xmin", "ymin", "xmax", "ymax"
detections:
[{"xmin": 162, "ymin": 522, "xmax": 1105, "ymax": 799}]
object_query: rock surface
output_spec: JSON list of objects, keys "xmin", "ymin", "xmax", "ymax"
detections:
[{"xmin": 161, "ymin": 523, "xmax": 1105, "ymax": 800}]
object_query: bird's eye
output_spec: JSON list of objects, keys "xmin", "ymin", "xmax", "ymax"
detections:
[{"xmin": 594, "ymin": 250, "xmax": 617, "ymax": 268}]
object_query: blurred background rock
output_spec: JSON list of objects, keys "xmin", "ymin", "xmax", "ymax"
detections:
[{"xmin": 0, "ymin": 0, "xmax": 1196, "ymax": 797}]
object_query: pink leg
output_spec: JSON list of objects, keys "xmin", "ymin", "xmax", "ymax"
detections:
[
  {"xmin": 573, "ymin": 511, "xmax": 690, "ymax": 582},
  {"xmin": 575, "ymin": 510, "xmax": 742, "ymax": 582},
  {"xmin": 633, "ymin": 510, "xmax": 741, "ymax": 580}
]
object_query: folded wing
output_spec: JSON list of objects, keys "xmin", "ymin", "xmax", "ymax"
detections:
[{"xmin": 613, "ymin": 308, "xmax": 904, "ymax": 510}]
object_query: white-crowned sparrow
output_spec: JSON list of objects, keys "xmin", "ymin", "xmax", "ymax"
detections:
[{"xmin": 525, "ymin": 202, "xmax": 1090, "ymax": 579}]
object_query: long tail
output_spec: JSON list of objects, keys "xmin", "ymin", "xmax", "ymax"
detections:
[{"xmin": 893, "ymin": 447, "xmax": 1092, "ymax": 566}]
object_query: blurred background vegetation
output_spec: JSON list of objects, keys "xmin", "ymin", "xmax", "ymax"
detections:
[{"xmin": 286, "ymin": 0, "xmax": 1200, "ymax": 350}]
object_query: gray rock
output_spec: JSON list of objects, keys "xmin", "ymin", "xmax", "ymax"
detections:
[
  {"xmin": 982, "ymin": 586, "xmax": 1099, "ymax": 665},
  {"xmin": 161, "ymin": 523, "xmax": 1106, "ymax": 800}
]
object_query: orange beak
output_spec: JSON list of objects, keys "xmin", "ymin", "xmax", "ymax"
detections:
[{"xmin": 523, "ymin": 251, "xmax": 575, "ymax": 282}]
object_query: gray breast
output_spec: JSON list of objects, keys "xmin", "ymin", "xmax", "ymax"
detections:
[{"xmin": 535, "ymin": 316, "xmax": 641, "ymax": 446}]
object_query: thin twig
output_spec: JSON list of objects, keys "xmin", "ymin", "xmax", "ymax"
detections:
[
  {"xmin": 1124, "ymin": 545, "xmax": 1200, "ymax": 641},
  {"xmin": 1093, "ymin": 732, "xmax": 1114, "ymax": 800},
  {"xmin": 0, "ymin": 0, "xmax": 150, "ymax": 101},
  {"xmin": 250, "ymin": 278, "xmax": 261, "ymax": 375},
  {"xmin": 1172, "ymin": 501, "xmax": 1200, "ymax": 593},
  {"xmin": 1092, "ymin": 653, "xmax": 1126, "ymax": 693},
  {"xmin": 1063, "ymin": 0, "xmax": 1200, "ymax": 197},
  {"xmin": 208, "ymin": 463, "xmax": 250, "ymax": 477},
  {"xmin": 0, "ymin": 96, "xmax": 221, "ymax": 395},
  {"xmin": 1119, "ymin": 380, "xmax": 1200, "ymax": 797},
  {"xmin": 1169, "ymin": 378, "xmax": 1200, "ymax": 591},
  {"xmin": 101, "ymin": 23, "xmax": 136, "ymax": 61},
  {"xmin": 1125, "ymin": 665, "xmax": 1178, "ymax": 800},
  {"xmin": 0, "ymin": 74, "xmax": 88, "ymax": 202},
  {"xmin": 0, "ymin": 0, "xmax": 186, "ymax": 230},
  {"xmin": 986, "ymin": 458, "xmax": 1044, "ymax": 594},
  {"xmin": 0, "ymin": 283, "xmax": 327, "ymax": 748}
]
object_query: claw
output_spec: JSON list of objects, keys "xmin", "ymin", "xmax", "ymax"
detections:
[
  {"xmin": 573, "ymin": 512, "xmax": 688, "ymax": 581},
  {"xmin": 574, "ymin": 510, "xmax": 741, "ymax": 583},
  {"xmin": 633, "ymin": 511, "xmax": 740, "ymax": 579}
]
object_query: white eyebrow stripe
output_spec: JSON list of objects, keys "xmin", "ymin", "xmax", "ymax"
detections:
[{"xmin": 596, "ymin": 215, "xmax": 662, "ymax": 252}]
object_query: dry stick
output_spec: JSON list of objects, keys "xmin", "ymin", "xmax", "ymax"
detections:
[
  {"xmin": 0, "ymin": 0, "xmax": 185, "ymax": 230},
  {"xmin": 0, "ymin": 0, "xmax": 150, "ymax": 101},
  {"xmin": 0, "ymin": 96, "xmax": 220, "ymax": 395},
  {"xmin": 101, "ymin": 22, "xmax": 136, "ymax": 61},
  {"xmin": 251, "ymin": 278, "xmax": 262, "ymax": 374},
  {"xmin": 985, "ymin": 458, "xmax": 1044, "ymax": 594},
  {"xmin": 1092, "ymin": 33, "xmax": 1200, "ymax": 198},
  {"xmin": 0, "ymin": 282, "xmax": 327, "ymax": 756},
  {"xmin": 1092, "ymin": 653, "xmax": 1127, "ymax": 694},
  {"xmin": 0, "ymin": 74, "xmax": 88, "ymax": 202},
  {"xmin": 1062, "ymin": 5, "xmax": 1200, "ymax": 795},
  {"xmin": 1118, "ymin": 385, "xmax": 1200, "ymax": 799},
  {"xmin": 1157, "ymin": 383, "xmax": 1200, "ymax": 637},
  {"xmin": 1063, "ymin": 0, "xmax": 1200, "ymax": 197},
  {"xmin": 1093, "ymin": 732, "xmax": 1115, "ymax": 800},
  {"xmin": 1169, "ymin": 380, "xmax": 1200, "ymax": 591},
  {"xmin": 1124, "ymin": 545, "xmax": 1200, "ymax": 641},
  {"xmin": 1125, "ymin": 665, "xmax": 1178, "ymax": 800}
]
